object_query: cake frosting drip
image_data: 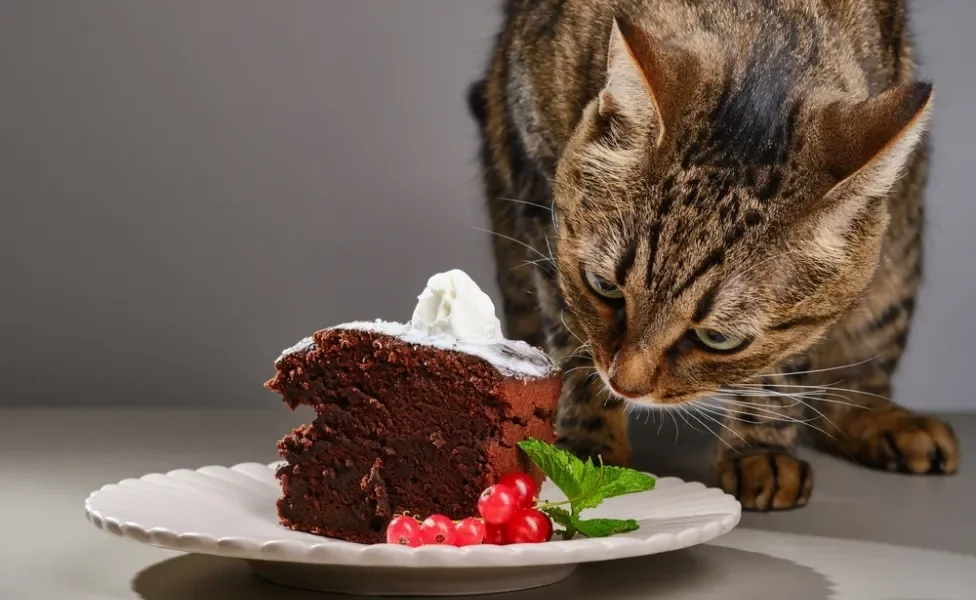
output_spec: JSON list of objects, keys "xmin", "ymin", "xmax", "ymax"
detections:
[{"xmin": 276, "ymin": 269, "xmax": 557, "ymax": 378}]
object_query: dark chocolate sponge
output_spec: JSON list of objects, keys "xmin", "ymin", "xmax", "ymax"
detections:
[{"xmin": 266, "ymin": 327, "xmax": 561, "ymax": 544}]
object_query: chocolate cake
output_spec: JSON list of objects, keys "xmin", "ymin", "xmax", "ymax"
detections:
[{"xmin": 266, "ymin": 270, "xmax": 561, "ymax": 544}]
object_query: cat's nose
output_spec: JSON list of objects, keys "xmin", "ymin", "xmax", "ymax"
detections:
[
  {"xmin": 608, "ymin": 348, "xmax": 658, "ymax": 399},
  {"xmin": 606, "ymin": 378, "xmax": 646, "ymax": 399}
]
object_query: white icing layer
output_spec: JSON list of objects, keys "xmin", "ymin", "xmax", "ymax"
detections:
[
  {"xmin": 334, "ymin": 320, "xmax": 555, "ymax": 378},
  {"xmin": 275, "ymin": 336, "xmax": 314, "ymax": 363},
  {"xmin": 276, "ymin": 269, "xmax": 557, "ymax": 378}
]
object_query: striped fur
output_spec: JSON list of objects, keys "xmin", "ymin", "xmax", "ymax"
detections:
[{"xmin": 470, "ymin": 0, "xmax": 958, "ymax": 511}]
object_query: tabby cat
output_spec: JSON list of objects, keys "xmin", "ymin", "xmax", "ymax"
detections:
[{"xmin": 469, "ymin": 0, "xmax": 959, "ymax": 510}]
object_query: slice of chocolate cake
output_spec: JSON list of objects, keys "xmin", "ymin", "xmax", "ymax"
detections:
[{"xmin": 266, "ymin": 270, "xmax": 561, "ymax": 544}]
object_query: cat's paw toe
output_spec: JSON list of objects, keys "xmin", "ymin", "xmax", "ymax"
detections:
[
  {"xmin": 717, "ymin": 450, "xmax": 813, "ymax": 511},
  {"xmin": 854, "ymin": 412, "xmax": 959, "ymax": 475}
]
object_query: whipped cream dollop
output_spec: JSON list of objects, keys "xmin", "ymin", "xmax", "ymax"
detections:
[{"xmin": 409, "ymin": 269, "xmax": 504, "ymax": 344}]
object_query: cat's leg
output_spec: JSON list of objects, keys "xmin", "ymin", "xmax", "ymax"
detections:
[
  {"xmin": 801, "ymin": 323, "xmax": 960, "ymax": 475},
  {"xmin": 470, "ymin": 79, "xmax": 545, "ymax": 347},
  {"xmin": 555, "ymin": 365, "xmax": 632, "ymax": 467},
  {"xmin": 801, "ymin": 147, "xmax": 959, "ymax": 475},
  {"xmin": 713, "ymin": 369, "xmax": 814, "ymax": 510}
]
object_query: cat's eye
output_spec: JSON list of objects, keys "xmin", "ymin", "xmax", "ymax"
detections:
[
  {"xmin": 583, "ymin": 269, "xmax": 624, "ymax": 300},
  {"xmin": 693, "ymin": 328, "xmax": 747, "ymax": 352}
]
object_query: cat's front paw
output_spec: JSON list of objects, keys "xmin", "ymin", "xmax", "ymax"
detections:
[
  {"xmin": 555, "ymin": 434, "xmax": 631, "ymax": 468},
  {"xmin": 717, "ymin": 449, "xmax": 813, "ymax": 511},
  {"xmin": 845, "ymin": 410, "xmax": 959, "ymax": 474}
]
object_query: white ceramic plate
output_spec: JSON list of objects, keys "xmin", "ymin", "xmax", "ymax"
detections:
[{"xmin": 85, "ymin": 462, "xmax": 740, "ymax": 596}]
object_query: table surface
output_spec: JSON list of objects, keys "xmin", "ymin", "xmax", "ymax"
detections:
[{"xmin": 2, "ymin": 408, "xmax": 973, "ymax": 600}]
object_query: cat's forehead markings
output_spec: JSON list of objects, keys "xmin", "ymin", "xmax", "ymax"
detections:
[
  {"xmin": 615, "ymin": 238, "xmax": 639, "ymax": 285},
  {"xmin": 579, "ymin": 237, "xmax": 621, "ymax": 275}
]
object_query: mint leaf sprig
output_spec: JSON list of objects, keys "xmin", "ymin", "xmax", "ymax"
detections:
[{"xmin": 517, "ymin": 439, "xmax": 655, "ymax": 540}]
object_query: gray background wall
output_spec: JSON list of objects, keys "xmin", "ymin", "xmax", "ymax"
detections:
[{"xmin": 2, "ymin": 1, "xmax": 973, "ymax": 410}]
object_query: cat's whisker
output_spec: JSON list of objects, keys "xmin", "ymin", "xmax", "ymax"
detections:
[
  {"xmin": 560, "ymin": 354, "xmax": 594, "ymax": 364},
  {"xmin": 720, "ymin": 394, "xmax": 839, "ymax": 437},
  {"xmin": 714, "ymin": 392, "xmax": 806, "ymax": 408},
  {"xmin": 560, "ymin": 311, "xmax": 586, "ymax": 346},
  {"xmin": 697, "ymin": 405, "xmax": 795, "ymax": 426},
  {"xmin": 716, "ymin": 388, "xmax": 825, "ymax": 401},
  {"xmin": 762, "ymin": 390, "xmax": 845, "ymax": 442},
  {"xmin": 697, "ymin": 400, "xmax": 818, "ymax": 424},
  {"xmin": 713, "ymin": 387, "xmax": 845, "ymax": 441},
  {"xmin": 731, "ymin": 381, "xmax": 892, "ymax": 403},
  {"xmin": 568, "ymin": 338, "xmax": 591, "ymax": 351},
  {"xmin": 690, "ymin": 405, "xmax": 748, "ymax": 446},
  {"xmin": 699, "ymin": 402, "xmax": 835, "ymax": 441},
  {"xmin": 494, "ymin": 196, "xmax": 552, "ymax": 211},
  {"xmin": 668, "ymin": 409, "xmax": 681, "ymax": 444},
  {"xmin": 514, "ymin": 257, "xmax": 555, "ymax": 268},
  {"xmin": 789, "ymin": 397, "xmax": 846, "ymax": 443},
  {"xmin": 757, "ymin": 353, "xmax": 883, "ymax": 379},
  {"xmin": 674, "ymin": 405, "xmax": 700, "ymax": 432},
  {"xmin": 734, "ymin": 380, "xmax": 842, "ymax": 390},
  {"xmin": 471, "ymin": 226, "xmax": 552, "ymax": 263},
  {"xmin": 567, "ymin": 342, "xmax": 592, "ymax": 358},
  {"xmin": 729, "ymin": 384, "xmax": 846, "ymax": 409},
  {"xmin": 510, "ymin": 257, "xmax": 555, "ymax": 274},
  {"xmin": 680, "ymin": 405, "xmax": 735, "ymax": 450},
  {"xmin": 563, "ymin": 342, "xmax": 592, "ymax": 356},
  {"xmin": 541, "ymin": 179, "xmax": 565, "ymax": 229},
  {"xmin": 544, "ymin": 234, "xmax": 555, "ymax": 264},
  {"xmin": 716, "ymin": 388, "xmax": 825, "ymax": 400},
  {"xmin": 784, "ymin": 390, "xmax": 866, "ymax": 409},
  {"xmin": 706, "ymin": 397, "xmax": 812, "ymax": 420}
]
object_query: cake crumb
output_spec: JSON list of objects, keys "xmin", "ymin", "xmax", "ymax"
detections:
[{"xmin": 361, "ymin": 458, "xmax": 390, "ymax": 518}]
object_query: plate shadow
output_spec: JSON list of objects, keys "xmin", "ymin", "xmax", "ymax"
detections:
[{"xmin": 132, "ymin": 544, "xmax": 830, "ymax": 599}]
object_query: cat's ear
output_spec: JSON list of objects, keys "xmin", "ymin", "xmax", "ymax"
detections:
[
  {"xmin": 599, "ymin": 18, "xmax": 676, "ymax": 146},
  {"xmin": 822, "ymin": 82, "xmax": 934, "ymax": 199}
]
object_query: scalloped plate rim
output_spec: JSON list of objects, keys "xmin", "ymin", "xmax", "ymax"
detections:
[{"xmin": 84, "ymin": 461, "xmax": 742, "ymax": 568}]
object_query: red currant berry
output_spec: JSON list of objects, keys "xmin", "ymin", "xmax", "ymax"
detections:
[
  {"xmin": 419, "ymin": 514, "xmax": 458, "ymax": 546},
  {"xmin": 504, "ymin": 509, "xmax": 553, "ymax": 544},
  {"xmin": 385, "ymin": 515, "xmax": 422, "ymax": 547},
  {"xmin": 498, "ymin": 472, "xmax": 538, "ymax": 509},
  {"xmin": 485, "ymin": 522, "xmax": 508, "ymax": 545},
  {"xmin": 477, "ymin": 484, "xmax": 520, "ymax": 525},
  {"xmin": 454, "ymin": 518, "xmax": 487, "ymax": 546}
]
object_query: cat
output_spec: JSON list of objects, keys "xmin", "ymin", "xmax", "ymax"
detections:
[{"xmin": 468, "ymin": 0, "xmax": 959, "ymax": 510}]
